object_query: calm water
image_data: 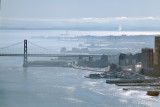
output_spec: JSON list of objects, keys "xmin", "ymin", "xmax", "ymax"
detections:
[
  {"xmin": 0, "ymin": 56, "xmax": 159, "ymax": 107},
  {"xmin": 0, "ymin": 30, "xmax": 160, "ymax": 107}
]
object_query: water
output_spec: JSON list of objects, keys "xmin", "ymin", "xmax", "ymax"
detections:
[
  {"xmin": 0, "ymin": 56, "xmax": 159, "ymax": 107},
  {"xmin": 0, "ymin": 30, "xmax": 160, "ymax": 107}
]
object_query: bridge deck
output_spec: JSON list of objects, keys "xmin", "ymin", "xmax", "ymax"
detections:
[{"xmin": 0, "ymin": 54, "xmax": 102, "ymax": 57}]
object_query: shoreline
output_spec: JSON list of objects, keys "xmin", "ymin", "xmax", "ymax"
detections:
[{"xmin": 72, "ymin": 63, "xmax": 108, "ymax": 72}]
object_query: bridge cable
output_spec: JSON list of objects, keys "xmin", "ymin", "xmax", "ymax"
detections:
[
  {"xmin": 0, "ymin": 41, "xmax": 24, "ymax": 50},
  {"xmin": 27, "ymin": 41, "xmax": 54, "ymax": 53}
]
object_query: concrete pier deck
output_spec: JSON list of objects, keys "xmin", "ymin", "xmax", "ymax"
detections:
[
  {"xmin": 123, "ymin": 87, "xmax": 160, "ymax": 91},
  {"xmin": 116, "ymin": 83, "xmax": 151, "ymax": 86},
  {"xmin": 106, "ymin": 79, "xmax": 160, "ymax": 84}
]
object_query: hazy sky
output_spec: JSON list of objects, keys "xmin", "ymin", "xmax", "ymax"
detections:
[
  {"xmin": 1, "ymin": 0, "xmax": 160, "ymax": 18},
  {"xmin": 0, "ymin": 0, "xmax": 160, "ymax": 30}
]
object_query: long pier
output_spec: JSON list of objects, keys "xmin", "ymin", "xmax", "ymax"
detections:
[{"xmin": 106, "ymin": 79, "xmax": 160, "ymax": 84}]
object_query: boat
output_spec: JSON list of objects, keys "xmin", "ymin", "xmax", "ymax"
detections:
[
  {"xmin": 146, "ymin": 91, "xmax": 159, "ymax": 96},
  {"xmin": 85, "ymin": 74, "xmax": 101, "ymax": 79}
]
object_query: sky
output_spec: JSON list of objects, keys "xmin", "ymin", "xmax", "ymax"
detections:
[{"xmin": 0, "ymin": 0, "xmax": 160, "ymax": 30}]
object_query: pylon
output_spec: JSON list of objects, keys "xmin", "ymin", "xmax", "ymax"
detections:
[{"xmin": 23, "ymin": 40, "xmax": 28, "ymax": 67}]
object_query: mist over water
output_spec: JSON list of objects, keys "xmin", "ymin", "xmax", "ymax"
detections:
[
  {"xmin": 0, "ymin": 30, "xmax": 160, "ymax": 39},
  {"xmin": 0, "ymin": 30, "xmax": 159, "ymax": 52},
  {"xmin": 0, "ymin": 30, "xmax": 160, "ymax": 107}
]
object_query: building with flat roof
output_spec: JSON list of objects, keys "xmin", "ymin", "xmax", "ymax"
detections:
[
  {"xmin": 119, "ymin": 53, "xmax": 126, "ymax": 66},
  {"xmin": 154, "ymin": 36, "xmax": 160, "ymax": 76},
  {"xmin": 154, "ymin": 36, "xmax": 160, "ymax": 66},
  {"xmin": 142, "ymin": 48, "xmax": 153, "ymax": 68}
]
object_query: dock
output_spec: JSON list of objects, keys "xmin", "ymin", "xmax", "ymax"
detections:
[
  {"xmin": 116, "ymin": 83, "xmax": 151, "ymax": 86},
  {"xmin": 117, "ymin": 83, "xmax": 160, "ymax": 86},
  {"xmin": 106, "ymin": 79, "xmax": 160, "ymax": 84},
  {"xmin": 123, "ymin": 87, "xmax": 160, "ymax": 91}
]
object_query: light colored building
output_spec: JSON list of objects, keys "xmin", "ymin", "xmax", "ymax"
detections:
[{"xmin": 142, "ymin": 48, "xmax": 153, "ymax": 68}]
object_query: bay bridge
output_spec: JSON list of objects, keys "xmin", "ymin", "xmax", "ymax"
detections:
[{"xmin": 0, "ymin": 40, "xmax": 102, "ymax": 67}]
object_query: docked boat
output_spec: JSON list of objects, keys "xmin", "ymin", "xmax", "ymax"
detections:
[
  {"xmin": 85, "ymin": 74, "xmax": 101, "ymax": 79},
  {"xmin": 146, "ymin": 91, "xmax": 159, "ymax": 96}
]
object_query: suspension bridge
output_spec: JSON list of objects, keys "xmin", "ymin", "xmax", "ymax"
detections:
[{"xmin": 0, "ymin": 40, "xmax": 101, "ymax": 67}]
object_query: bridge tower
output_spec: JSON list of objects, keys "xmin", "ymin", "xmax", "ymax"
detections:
[{"xmin": 23, "ymin": 40, "xmax": 28, "ymax": 67}]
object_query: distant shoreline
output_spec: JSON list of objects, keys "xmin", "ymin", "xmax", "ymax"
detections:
[{"xmin": 0, "ymin": 29, "xmax": 160, "ymax": 37}]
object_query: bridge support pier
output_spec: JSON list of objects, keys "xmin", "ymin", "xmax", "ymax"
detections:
[{"xmin": 23, "ymin": 40, "xmax": 28, "ymax": 67}]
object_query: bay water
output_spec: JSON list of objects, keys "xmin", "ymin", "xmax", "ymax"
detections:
[{"xmin": 0, "ymin": 30, "xmax": 160, "ymax": 107}]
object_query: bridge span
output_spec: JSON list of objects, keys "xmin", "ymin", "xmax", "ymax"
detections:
[
  {"xmin": 0, "ymin": 40, "xmax": 104, "ymax": 67},
  {"xmin": 0, "ymin": 53, "xmax": 102, "ymax": 57}
]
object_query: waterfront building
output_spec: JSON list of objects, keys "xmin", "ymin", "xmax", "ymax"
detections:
[
  {"xmin": 134, "ymin": 53, "xmax": 142, "ymax": 63},
  {"xmin": 132, "ymin": 59, "xmax": 137, "ymax": 72},
  {"xmin": 79, "ymin": 55, "xmax": 83, "ymax": 61},
  {"xmin": 141, "ymin": 48, "xmax": 153, "ymax": 68},
  {"xmin": 100, "ymin": 55, "xmax": 108, "ymax": 62},
  {"xmin": 77, "ymin": 55, "xmax": 109, "ymax": 68},
  {"xmin": 119, "ymin": 53, "xmax": 126, "ymax": 66},
  {"xmin": 99, "ymin": 55, "xmax": 109, "ymax": 67},
  {"xmin": 89, "ymin": 56, "xmax": 93, "ymax": 62},
  {"xmin": 154, "ymin": 36, "xmax": 160, "ymax": 66},
  {"xmin": 154, "ymin": 36, "xmax": 160, "ymax": 76},
  {"xmin": 126, "ymin": 54, "xmax": 133, "ymax": 65}
]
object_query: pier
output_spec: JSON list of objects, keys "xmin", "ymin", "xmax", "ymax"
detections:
[
  {"xmin": 106, "ymin": 79, "xmax": 160, "ymax": 84},
  {"xmin": 123, "ymin": 87, "xmax": 160, "ymax": 91}
]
